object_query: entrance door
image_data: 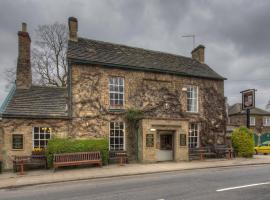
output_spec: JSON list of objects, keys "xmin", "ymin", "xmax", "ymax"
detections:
[{"xmin": 157, "ymin": 133, "xmax": 173, "ymax": 161}]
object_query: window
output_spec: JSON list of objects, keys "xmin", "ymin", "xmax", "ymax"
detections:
[
  {"xmin": 188, "ymin": 123, "xmax": 199, "ymax": 148},
  {"xmin": 33, "ymin": 127, "xmax": 51, "ymax": 148},
  {"xmin": 263, "ymin": 117, "xmax": 270, "ymax": 126},
  {"xmin": 187, "ymin": 86, "xmax": 198, "ymax": 112},
  {"xmin": 109, "ymin": 77, "xmax": 124, "ymax": 107},
  {"xmin": 12, "ymin": 134, "xmax": 23, "ymax": 150},
  {"xmin": 109, "ymin": 122, "xmax": 125, "ymax": 150},
  {"xmin": 250, "ymin": 117, "xmax": 256, "ymax": 126}
]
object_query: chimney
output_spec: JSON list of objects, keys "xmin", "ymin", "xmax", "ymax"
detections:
[
  {"xmin": 68, "ymin": 17, "xmax": 78, "ymax": 42},
  {"xmin": 16, "ymin": 22, "xmax": 32, "ymax": 89},
  {"xmin": 191, "ymin": 45, "xmax": 205, "ymax": 63}
]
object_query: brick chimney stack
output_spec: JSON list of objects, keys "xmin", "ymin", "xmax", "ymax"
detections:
[
  {"xmin": 191, "ymin": 45, "xmax": 205, "ymax": 63},
  {"xmin": 16, "ymin": 22, "xmax": 32, "ymax": 89},
  {"xmin": 68, "ymin": 17, "xmax": 78, "ymax": 42}
]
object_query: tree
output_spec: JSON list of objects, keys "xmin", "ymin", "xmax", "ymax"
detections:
[
  {"xmin": 32, "ymin": 22, "xmax": 68, "ymax": 87},
  {"xmin": 4, "ymin": 22, "xmax": 68, "ymax": 88}
]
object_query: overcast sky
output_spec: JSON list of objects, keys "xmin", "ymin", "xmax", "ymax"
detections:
[{"xmin": 0, "ymin": 0, "xmax": 270, "ymax": 109}]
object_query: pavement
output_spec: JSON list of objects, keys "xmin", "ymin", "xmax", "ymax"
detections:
[{"xmin": 0, "ymin": 155, "xmax": 270, "ymax": 189}]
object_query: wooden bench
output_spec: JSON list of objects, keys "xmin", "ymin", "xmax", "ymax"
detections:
[
  {"xmin": 189, "ymin": 146, "xmax": 216, "ymax": 160},
  {"xmin": 214, "ymin": 145, "xmax": 234, "ymax": 159},
  {"xmin": 53, "ymin": 151, "xmax": 102, "ymax": 170},
  {"xmin": 109, "ymin": 150, "xmax": 128, "ymax": 165},
  {"xmin": 13, "ymin": 155, "xmax": 47, "ymax": 175}
]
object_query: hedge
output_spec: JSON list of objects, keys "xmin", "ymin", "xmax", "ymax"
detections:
[
  {"xmin": 231, "ymin": 126, "xmax": 254, "ymax": 158},
  {"xmin": 46, "ymin": 138, "xmax": 109, "ymax": 167}
]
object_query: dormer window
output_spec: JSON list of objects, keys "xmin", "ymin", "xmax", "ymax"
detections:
[{"xmin": 109, "ymin": 77, "xmax": 124, "ymax": 108}]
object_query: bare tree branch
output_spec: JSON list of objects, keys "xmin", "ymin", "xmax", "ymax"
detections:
[
  {"xmin": 4, "ymin": 22, "xmax": 68, "ymax": 89},
  {"xmin": 32, "ymin": 22, "xmax": 68, "ymax": 87}
]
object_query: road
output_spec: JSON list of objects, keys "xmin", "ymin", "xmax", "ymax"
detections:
[{"xmin": 0, "ymin": 165, "xmax": 270, "ymax": 200}]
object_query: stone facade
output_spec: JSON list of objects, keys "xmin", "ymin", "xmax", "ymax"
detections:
[
  {"xmin": 70, "ymin": 64, "xmax": 226, "ymax": 162},
  {"xmin": 229, "ymin": 114, "xmax": 270, "ymax": 135},
  {"xmin": 0, "ymin": 118, "xmax": 69, "ymax": 169}
]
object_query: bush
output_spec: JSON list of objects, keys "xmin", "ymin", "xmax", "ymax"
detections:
[
  {"xmin": 46, "ymin": 138, "xmax": 109, "ymax": 167},
  {"xmin": 231, "ymin": 126, "xmax": 254, "ymax": 158}
]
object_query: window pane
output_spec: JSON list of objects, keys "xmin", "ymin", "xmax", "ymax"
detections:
[
  {"xmin": 34, "ymin": 140, "xmax": 39, "ymax": 148},
  {"xmin": 34, "ymin": 133, "xmax": 39, "ymax": 139},
  {"xmin": 12, "ymin": 134, "xmax": 23, "ymax": 149}
]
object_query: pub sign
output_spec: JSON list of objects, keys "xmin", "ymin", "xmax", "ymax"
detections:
[{"xmin": 241, "ymin": 89, "xmax": 255, "ymax": 110}]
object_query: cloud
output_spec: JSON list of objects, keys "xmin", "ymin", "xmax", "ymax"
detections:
[{"xmin": 0, "ymin": 0, "xmax": 269, "ymax": 109}]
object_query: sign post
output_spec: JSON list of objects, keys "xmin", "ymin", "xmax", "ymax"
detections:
[{"xmin": 240, "ymin": 89, "xmax": 256, "ymax": 129}]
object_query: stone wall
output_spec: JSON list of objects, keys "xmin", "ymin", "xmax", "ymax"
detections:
[
  {"xmin": 0, "ymin": 118, "xmax": 69, "ymax": 169},
  {"xmin": 70, "ymin": 64, "xmax": 227, "ymax": 152},
  {"xmin": 229, "ymin": 114, "xmax": 270, "ymax": 134}
]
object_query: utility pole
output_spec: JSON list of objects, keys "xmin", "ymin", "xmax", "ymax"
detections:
[{"xmin": 182, "ymin": 34, "xmax": 196, "ymax": 49}]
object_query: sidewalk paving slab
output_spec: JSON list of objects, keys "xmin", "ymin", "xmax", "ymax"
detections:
[{"xmin": 0, "ymin": 155, "xmax": 270, "ymax": 189}]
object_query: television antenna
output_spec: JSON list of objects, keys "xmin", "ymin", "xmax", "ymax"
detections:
[{"xmin": 182, "ymin": 34, "xmax": 196, "ymax": 49}]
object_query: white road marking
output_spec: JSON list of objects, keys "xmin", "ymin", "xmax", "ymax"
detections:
[{"xmin": 216, "ymin": 181, "xmax": 270, "ymax": 192}]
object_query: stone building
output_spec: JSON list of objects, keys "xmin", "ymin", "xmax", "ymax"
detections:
[
  {"xmin": 228, "ymin": 103, "xmax": 270, "ymax": 145},
  {"xmin": 0, "ymin": 17, "xmax": 226, "ymax": 170}
]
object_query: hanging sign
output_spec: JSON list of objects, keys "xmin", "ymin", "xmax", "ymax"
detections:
[{"xmin": 241, "ymin": 89, "xmax": 256, "ymax": 110}]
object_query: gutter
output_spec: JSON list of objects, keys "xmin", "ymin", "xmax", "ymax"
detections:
[{"xmin": 68, "ymin": 58, "xmax": 227, "ymax": 81}]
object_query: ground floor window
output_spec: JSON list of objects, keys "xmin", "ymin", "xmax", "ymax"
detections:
[
  {"xmin": 33, "ymin": 127, "xmax": 51, "ymax": 149},
  {"xmin": 109, "ymin": 122, "xmax": 125, "ymax": 150},
  {"xmin": 12, "ymin": 134, "xmax": 23, "ymax": 150},
  {"xmin": 188, "ymin": 123, "xmax": 199, "ymax": 148}
]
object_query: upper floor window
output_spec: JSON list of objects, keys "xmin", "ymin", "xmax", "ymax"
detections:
[
  {"xmin": 263, "ymin": 117, "xmax": 270, "ymax": 126},
  {"xmin": 250, "ymin": 117, "xmax": 256, "ymax": 126},
  {"xmin": 109, "ymin": 77, "xmax": 124, "ymax": 107},
  {"xmin": 187, "ymin": 85, "xmax": 198, "ymax": 112},
  {"xmin": 33, "ymin": 127, "xmax": 51, "ymax": 149}
]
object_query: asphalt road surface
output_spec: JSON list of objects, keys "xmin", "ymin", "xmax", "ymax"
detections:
[{"xmin": 1, "ymin": 164, "xmax": 270, "ymax": 200}]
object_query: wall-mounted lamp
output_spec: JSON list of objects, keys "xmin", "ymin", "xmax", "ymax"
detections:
[
  {"xmin": 150, "ymin": 128, "xmax": 156, "ymax": 132},
  {"xmin": 182, "ymin": 87, "xmax": 187, "ymax": 92}
]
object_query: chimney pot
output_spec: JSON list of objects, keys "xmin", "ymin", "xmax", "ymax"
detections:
[
  {"xmin": 68, "ymin": 17, "xmax": 78, "ymax": 42},
  {"xmin": 22, "ymin": 22, "xmax": 27, "ymax": 32},
  {"xmin": 191, "ymin": 45, "xmax": 205, "ymax": 63}
]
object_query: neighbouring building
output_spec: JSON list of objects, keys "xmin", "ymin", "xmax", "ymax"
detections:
[
  {"xmin": 0, "ymin": 17, "xmax": 227, "ymax": 170},
  {"xmin": 228, "ymin": 103, "xmax": 270, "ymax": 145}
]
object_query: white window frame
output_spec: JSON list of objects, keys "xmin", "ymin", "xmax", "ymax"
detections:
[
  {"xmin": 250, "ymin": 117, "xmax": 256, "ymax": 126},
  {"xmin": 188, "ymin": 123, "xmax": 200, "ymax": 148},
  {"xmin": 109, "ymin": 122, "xmax": 125, "ymax": 151},
  {"xmin": 263, "ymin": 116, "xmax": 270, "ymax": 126},
  {"xmin": 109, "ymin": 77, "xmax": 124, "ymax": 108},
  {"xmin": 187, "ymin": 85, "xmax": 198, "ymax": 113},
  {"xmin": 32, "ymin": 127, "xmax": 51, "ymax": 149}
]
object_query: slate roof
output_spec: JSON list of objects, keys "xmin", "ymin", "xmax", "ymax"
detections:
[
  {"xmin": 228, "ymin": 103, "xmax": 270, "ymax": 116},
  {"xmin": 67, "ymin": 37, "xmax": 225, "ymax": 80},
  {"xmin": 1, "ymin": 86, "xmax": 69, "ymax": 118}
]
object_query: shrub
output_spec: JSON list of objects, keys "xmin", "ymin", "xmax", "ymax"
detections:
[
  {"xmin": 46, "ymin": 138, "xmax": 109, "ymax": 167},
  {"xmin": 231, "ymin": 126, "xmax": 254, "ymax": 158}
]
